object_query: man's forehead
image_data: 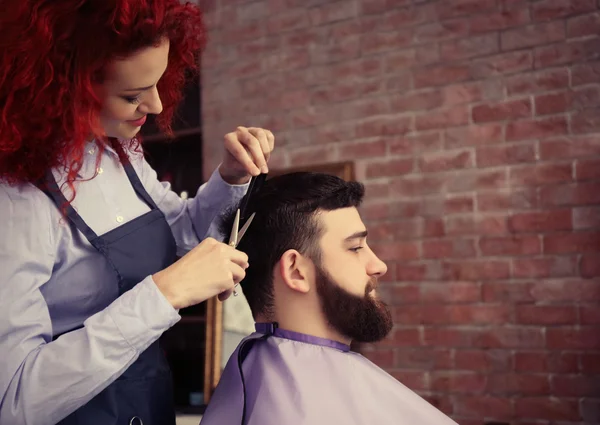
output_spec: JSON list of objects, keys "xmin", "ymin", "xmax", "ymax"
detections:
[{"xmin": 319, "ymin": 208, "xmax": 366, "ymax": 238}]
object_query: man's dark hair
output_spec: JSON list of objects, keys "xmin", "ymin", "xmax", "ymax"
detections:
[{"xmin": 217, "ymin": 172, "xmax": 365, "ymax": 319}]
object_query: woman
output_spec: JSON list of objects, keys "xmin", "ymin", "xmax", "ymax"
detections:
[{"xmin": 0, "ymin": 1, "xmax": 274, "ymax": 424}]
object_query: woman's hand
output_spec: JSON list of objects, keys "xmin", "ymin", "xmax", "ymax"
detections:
[
  {"xmin": 219, "ymin": 126, "xmax": 275, "ymax": 185},
  {"xmin": 152, "ymin": 237, "xmax": 249, "ymax": 309}
]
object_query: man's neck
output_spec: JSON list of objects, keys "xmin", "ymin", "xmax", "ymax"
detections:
[{"xmin": 273, "ymin": 310, "xmax": 352, "ymax": 346}]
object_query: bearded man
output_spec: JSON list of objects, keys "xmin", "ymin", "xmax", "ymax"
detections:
[{"xmin": 200, "ymin": 172, "xmax": 458, "ymax": 425}]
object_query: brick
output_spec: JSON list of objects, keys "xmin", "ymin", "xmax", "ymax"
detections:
[
  {"xmin": 505, "ymin": 116, "xmax": 569, "ymax": 142},
  {"xmin": 445, "ymin": 215, "xmax": 509, "ymax": 236},
  {"xmin": 395, "ymin": 348, "xmax": 452, "ymax": 370},
  {"xmin": 578, "ymin": 158, "xmax": 600, "ymax": 180},
  {"xmin": 510, "ymin": 163, "xmax": 573, "ymax": 187},
  {"xmin": 423, "ymin": 327, "xmax": 477, "ymax": 347},
  {"xmin": 312, "ymin": 78, "xmax": 382, "ymax": 104},
  {"xmin": 516, "ymin": 305, "xmax": 577, "ymax": 325},
  {"xmin": 414, "ymin": 19, "xmax": 470, "ymax": 43},
  {"xmin": 442, "ymin": 83, "xmax": 484, "ymax": 106},
  {"xmin": 574, "ymin": 206, "xmax": 600, "ymax": 229},
  {"xmin": 515, "ymin": 397, "xmax": 581, "ymax": 421},
  {"xmin": 267, "ymin": 9, "xmax": 310, "ymax": 33},
  {"xmin": 547, "ymin": 327, "xmax": 600, "ymax": 350},
  {"xmin": 581, "ymin": 399, "xmax": 600, "ymax": 423},
  {"xmin": 288, "ymin": 145, "xmax": 338, "ymax": 166},
  {"xmin": 358, "ymin": 0, "xmax": 410, "ymax": 15},
  {"xmin": 413, "ymin": 64, "xmax": 471, "ymax": 88},
  {"xmin": 487, "ymin": 374, "xmax": 551, "ymax": 396},
  {"xmin": 544, "ymin": 231, "xmax": 600, "ymax": 254},
  {"xmin": 391, "ymin": 175, "xmax": 446, "ymax": 197},
  {"xmin": 371, "ymin": 241, "xmax": 420, "ymax": 261},
  {"xmin": 387, "ymin": 283, "xmax": 421, "ymax": 304},
  {"xmin": 470, "ymin": 8, "xmax": 531, "ymax": 33},
  {"xmin": 420, "ymin": 282, "xmax": 481, "ymax": 303},
  {"xmin": 443, "ymin": 260, "xmax": 511, "ymax": 281},
  {"xmin": 581, "ymin": 253, "xmax": 600, "ymax": 277},
  {"xmin": 445, "ymin": 123, "xmax": 504, "ymax": 148},
  {"xmin": 396, "ymin": 262, "xmax": 444, "ymax": 281},
  {"xmin": 552, "ymin": 375, "xmax": 600, "ymax": 397},
  {"xmin": 572, "ymin": 86, "xmax": 600, "ymax": 110},
  {"xmin": 415, "ymin": 107, "xmax": 470, "ymax": 131},
  {"xmin": 390, "ymin": 132, "xmax": 443, "ymax": 156},
  {"xmin": 478, "ymin": 188, "xmax": 538, "ymax": 212},
  {"xmin": 362, "ymin": 348, "xmax": 395, "ymax": 368},
  {"xmin": 514, "ymin": 351, "xmax": 579, "ymax": 374},
  {"xmin": 339, "ymin": 139, "xmax": 386, "ymax": 161},
  {"xmin": 571, "ymin": 61, "xmax": 600, "ymax": 86},
  {"xmin": 505, "ymin": 68, "xmax": 569, "ymax": 96},
  {"xmin": 435, "ymin": 0, "xmax": 497, "ymax": 19},
  {"xmin": 472, "ymin": 98, "xmax": 532, "ymax": 123},
  {"xmin": 535, "ymin": 91, "xmax": 571, "ymax": 115},
  {"xmin": 422, "ymin": 238, "xmax": 477, "ymax": 259},
  {"xmin": 454, "ymin": 396, "xmax": 513, "ymax": 419},
  {"xmin": 454, "ymin": 349, "xmax": 512, "ymax": 372},
  {"xmin": 440, "ymin": 33, "xmax": 499, "ymax": 61},
  {"xmin": 480, "ymin": 235, "xmax": 541, "ymax": 256},
  {"xmin": 384, "ymin": 49, "xmax": 419, "ymax": 72},
  {"xmin": 389, "ymin": 370, "xmax": 428, "ymax": 391},
  {"xmin": 471, "ymin": 51, "xmax": 533, "ymax": 78},
  {"xmin": 534, "ymin": 38, "xmax": 600, "ymax": 68},
  {"xmin": 381, "ymin": 5, "xmax": 436, "ymax": 30},
  {"xmin": 530, "ymin": 279, "xmax": 600, "ymax": 302},
  {"xmin": 540, "ymin": 182, "xmax": 600, "ymax": 207},
  {"xmin": 568, "ymin": 11, "xmax": 600, "ymax": 37},
  {"xmin": 390, "ymin": 90, "xmax": 444, "ymax": 113},
  {"xmin": 572, "ymin": 108, "xmax": 600, "ymax": 134},
  {"xmin": 532, "ymin": 0, "xmax": 597, "ymax": 21},
  {"xmin": 355, "ymin": 115, "xmax": 412, "ymax": 139},
  {"xmin": 581, "ymin": 305, "xmax": 600, "ymax": 324},
  {"xmin": 514, "ymin": 256, "xmax": 577, "ymax": 278},
  {"xmin": 360, "ymin": 29, "xmax": 413, "ymax": 55},
  {"xmin": 508, "ymin": 209, "xmax": 572, "ymax": 233},
  {"xmin": 500, "ymin": 21, "xmax": 565, "ymax": 50},
  {"xmin": 476, "ymin": 142, "xmax": 537, "ymax": 168},
  {"xmin": 419, "ymin": 149, "xmax": 474, "ymax": 172},
  {"xmin": 474, "ymin": 327, "xmax": 545, "ymax": 349},
  {"xmin": 444, "ymin": 194, "xmax": 475, "ymax": 214},
  {"xmin": 431, "ymin": 371, "xmax": 487, "ymax": 394},
  {"xmin": 540, "ymin": 136, "xmax": 600, "ymax": 160},
  {"xmin": 447, "ymin": 169, "xmax": 508, "ymax": 193},
  {"xmin": 388, "ymin": 327, "xmax": 421, "ymax": 348},
  {"xmin": 581, "ymin": 353, "xmax": 600, "ymax": 373},
  {"xmin": 309, "ymin": 1, "xmax": 357, "ymax": 26}
]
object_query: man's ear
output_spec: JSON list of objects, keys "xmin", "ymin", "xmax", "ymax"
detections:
[{"xmin": 278, "ymin": 249, "xmax": 312, "ymax": 294}]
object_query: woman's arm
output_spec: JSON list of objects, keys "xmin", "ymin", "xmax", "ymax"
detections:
[{"xmin": 0, "ymin": 186, "xmax": 180, "ymax": 425}]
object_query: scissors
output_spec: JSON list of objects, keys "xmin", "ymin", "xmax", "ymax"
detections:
[{"xmin": 227, "ymin": 173, "xmax": 267, "ymax": 296}]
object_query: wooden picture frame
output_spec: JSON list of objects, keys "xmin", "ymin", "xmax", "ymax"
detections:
[{"xmin": 203, "ymin": 160, "xmax": 356, "ymax": 403}]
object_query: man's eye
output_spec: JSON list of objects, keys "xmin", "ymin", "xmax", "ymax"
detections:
[{"xmin": 349, "ymin": 247, "xmax": 364, "ymax": 252}]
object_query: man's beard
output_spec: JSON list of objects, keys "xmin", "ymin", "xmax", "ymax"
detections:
[{"xmin": 314, "ymin": 264, "xmax": 393, "ymax": 343}]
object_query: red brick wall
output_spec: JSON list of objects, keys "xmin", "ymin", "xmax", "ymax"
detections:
[{"xmin": 200, "ymin": 0, "xmax": 600, "ymax": 423}]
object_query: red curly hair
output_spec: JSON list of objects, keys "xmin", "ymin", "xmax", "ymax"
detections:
[{"xmin": 0, "ymin": 0, "xmax": 206, "ymax": 187}]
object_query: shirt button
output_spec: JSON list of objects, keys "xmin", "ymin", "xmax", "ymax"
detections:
[
  {"xmin": 97, "ymin": 167, "xmax": 103, "ymax": 174},
  {"xmin": 88, "ymin": 149, "xmax": 95, "ymax": 155},
  {"xmin": 116, "ymin": 216, "xmax": 124, "ymax": 223}
]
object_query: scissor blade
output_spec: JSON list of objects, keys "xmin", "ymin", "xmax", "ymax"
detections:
[
  {"xmin": 229, "ymin": 209, "xmax": 240, "ymax": 247},
  {"xmin": 236, "ymin": 212, "xmax": 255, "ymax": 246}
]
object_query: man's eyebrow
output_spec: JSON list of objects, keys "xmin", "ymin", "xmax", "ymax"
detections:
[
  {"xmin": 344, "ymin": 230, "xmax": 368, "ymax": 242},
  {"xmin": 122, "ymin": 84, "xmax": 154, "ymax": 92}
]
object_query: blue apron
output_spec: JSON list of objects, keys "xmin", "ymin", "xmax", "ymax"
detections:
[{"xmin": 41, "ymin": 161, "xmax": 178, "ymax": 425}]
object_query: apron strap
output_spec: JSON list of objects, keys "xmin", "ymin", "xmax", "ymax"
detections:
[
  {"xmin": 122, "ymin": 162, "xmax": 160, "ymax": 211},
  {"xmin": 42, "ymin": 170, "xmax": 99, "ymax": 242}
]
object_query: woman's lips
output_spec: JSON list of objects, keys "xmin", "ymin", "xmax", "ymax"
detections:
[{"xmin": 127, "ymin": 116, "xmax": 147, "ymax": 127}]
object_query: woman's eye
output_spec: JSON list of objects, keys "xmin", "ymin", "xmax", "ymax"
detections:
[
  {"xmin": 349, "ymin": 247, "xmax": 364, "ymax": 253},
  {"xmin": 122, "ymin": 95, "xmax": 141, "ymax": 104}
]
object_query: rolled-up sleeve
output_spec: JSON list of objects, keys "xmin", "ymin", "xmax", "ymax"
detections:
[
  {"xmin": 0, "ymin": 186, "xmax": 180, "ymax": 425},
  {"xmin": 137, "ymin": 156, "xmax": 249, "ymax": 255}
]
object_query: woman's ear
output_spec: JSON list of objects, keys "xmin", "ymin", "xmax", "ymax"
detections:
[{"xmin": 278, "ymin": 249, "xmax": 312, "ymax": 294}]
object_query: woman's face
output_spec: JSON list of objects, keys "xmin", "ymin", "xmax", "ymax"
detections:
[{"xmin": 98, "ymin": 38, "xmax": 170, "ymax": 140}]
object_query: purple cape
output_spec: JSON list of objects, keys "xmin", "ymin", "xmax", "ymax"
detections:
[{"xmin": 200, "ymin": 323, "xmax": 458, "ymax": 425}]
